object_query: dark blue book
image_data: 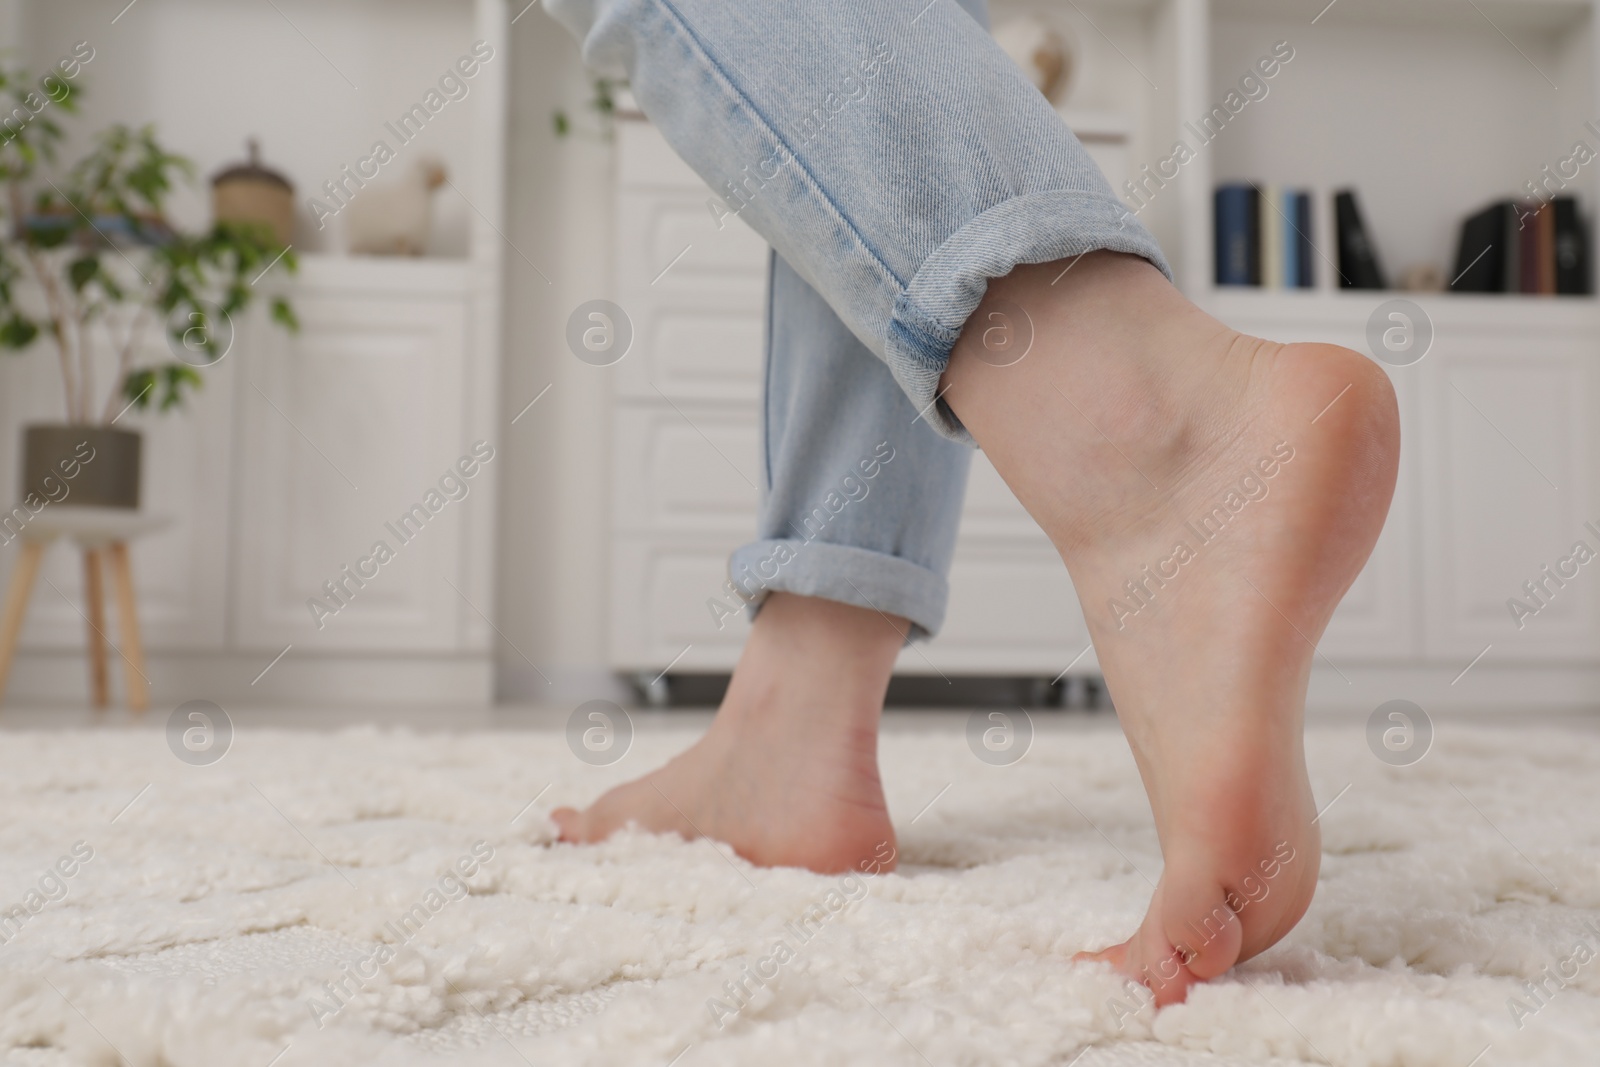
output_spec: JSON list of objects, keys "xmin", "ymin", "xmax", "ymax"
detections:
[
  {"xmin": 1215, "ymin": 184, "xmax": 1259, "ymax": 286},
  {"xmin": 1293, "ymin": 189, "xmax": 1314, "ymax": 288}
]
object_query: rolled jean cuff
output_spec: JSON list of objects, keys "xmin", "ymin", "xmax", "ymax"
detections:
[
  {"xmin": 729, "ymin": 539, "xmax": 951, "ymax": 639},
  {"xmin": 887, "ymin": 190, "xmax": 1171, "ymax": 445}
]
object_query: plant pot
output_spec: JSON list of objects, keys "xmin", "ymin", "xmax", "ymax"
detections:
[{"xmin": 21, "ymin": 425, "xmax": 141, "ymax": 509}]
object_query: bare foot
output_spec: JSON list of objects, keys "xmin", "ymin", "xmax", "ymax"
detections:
[
  {"xmin": 943, "ymin": 253, "xmax": 1400, "ymax": 1004},
  {"xmin": 551, "ymin": 593, "xmax": 902, "ymax": 874}
]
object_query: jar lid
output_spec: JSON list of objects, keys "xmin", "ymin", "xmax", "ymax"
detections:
[{"xmin": 211, "ymin": 138, "xmax": 292, "ymax": 192}]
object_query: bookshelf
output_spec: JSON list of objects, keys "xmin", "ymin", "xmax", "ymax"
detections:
[{"xmin": 996, "ymin": 0, "xmax": 1600, "ymax": 310}]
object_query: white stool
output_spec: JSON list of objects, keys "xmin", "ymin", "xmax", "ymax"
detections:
[{"xmin": 0, "ymin": 507, "xmax": 171, "ymax": 713}]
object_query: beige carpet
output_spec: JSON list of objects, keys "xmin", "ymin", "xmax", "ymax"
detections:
[{"xmin": 0, "ymin": 712, "xmax": 1595, "ymax": 1066}]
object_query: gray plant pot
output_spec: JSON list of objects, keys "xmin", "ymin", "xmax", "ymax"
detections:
[{"xmin": 21, "ymin": 425, "xmax": 142, "ymax": 509}]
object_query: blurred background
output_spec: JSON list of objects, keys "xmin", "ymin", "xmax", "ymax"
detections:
[{"xmin": 0, "ymin": 0, "xmax": 1596, "ymax": 719}]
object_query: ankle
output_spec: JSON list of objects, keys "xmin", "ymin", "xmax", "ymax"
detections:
[
  {"xmin": 943, "ymin": 254, "xmax": 1263, "ymax": 552},
  {"xmin": 716, "ymin": 593, "xmax": 902, "ymax": 732},
  {"xmin": 984, "ymin": 254, "xmax": 1251, "ymax": 442}
]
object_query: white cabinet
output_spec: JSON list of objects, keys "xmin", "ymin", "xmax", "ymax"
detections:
[
  {"xmin": 233, "ymin": 264, "xmax": 471, "ymax": 652},
  {"xmin": 607, "ymin": 119, "xmax": 1104, "ymax": 679},
  {"xmin": 1419, "ymin": 323, "xmax": 1600, "ymax": 660},
  {"xmin": 608, "ymin": 119, "xmax": 1600, "ymax": 702},
  {"xmin": 1, "ymin": 256, "xmax": 501, "ymax": 704}
]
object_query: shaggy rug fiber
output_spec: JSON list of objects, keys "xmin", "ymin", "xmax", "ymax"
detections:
[{"xmin": 0, "ymin": 714, "xmax": 1595, "ymax": 1066}]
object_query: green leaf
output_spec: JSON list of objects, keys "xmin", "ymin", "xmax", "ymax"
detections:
[
  {"xmin": 68, "ymin": 257, "xmax": 99, "ymax": 292},
  {"xmin": 122, "ymin": 368, "xmax": 157, "ymax": 410},
  {"xmin": 0, "ymin": 314, "xmax": 39, "ymax": 349},
  {"xmin": 270, "ymin": 297, "xmax": 299, "ymax": 332},
  {"xmin": 159, "ymin": 362, "xmax": 203, "ymax": 410},
  {"xmin": 30, "ymin": 224, "xmax": 70, "ymax": 250}
]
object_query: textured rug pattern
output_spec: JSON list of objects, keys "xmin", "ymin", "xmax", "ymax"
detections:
[{"xmin": 0, "ymin": 719, "xmax": 1595, "ymax": 1066}]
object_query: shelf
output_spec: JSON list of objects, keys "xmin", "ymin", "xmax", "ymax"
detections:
[
  {"xmin": 1213, "ymin": 0, "xmax": 1591, "ymax": 32},
  {"xmin": 1204, "ymin": 286, "xmax": 1600, "ymax": 333},
  {"xmin": 1202, "ymin": 0, "xmax": 1598, "ymax": 298},
  {"xmin": 1056, "ymin": 108, "xmax": 1132, "ymax": 143},
  {"xmin": 285, "ymin": 254, "xmax": 474, "ymax": 296}
]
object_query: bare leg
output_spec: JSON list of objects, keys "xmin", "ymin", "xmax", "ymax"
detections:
[
  {"xmin": 942, "ymin": 252, "xmax": 1399, "ymax": 1002},
  {"xmin": 553, "ymin": 249, "xmax": 1397, "ymax": 1000},
  {"xmin": 553, "ymin": 251, "xmax": 1399, "ymax": 1002},
  {"xmin": 553, "ymin": 592, "xmax": 903, "ymax": 873}
]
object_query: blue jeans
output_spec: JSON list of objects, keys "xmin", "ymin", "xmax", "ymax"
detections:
[{"xmin": 548, "ymin": 0, "xmax": 1169, "ymax": 637}]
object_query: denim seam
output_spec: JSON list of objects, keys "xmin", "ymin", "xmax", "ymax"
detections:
[
  {"xmin": 879, "ymin": 187, "xmax": 1170, "ymax": 443},
  {"xmin": 761, "ymin": 248, "xmax": 777, "ymax": 491},
  {"xmin": 892, "ymin": 188, "xmax": 1169, "ymax": 349},
  {"xmin": 651, "ymin": 0, "xmax": 907, "ymax": 289},
  {"xmin": 910, "ymin": 189, "xmax": 1159, "ymax": 319}
]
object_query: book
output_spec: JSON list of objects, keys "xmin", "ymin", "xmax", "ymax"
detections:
[
  {"xmin": 1293, "ymin": 190, "xmax": 1314, "ymax": 288},
  {"xmin": 1553, "ymin": 197, "xmax": 1589, "ymax": 295},
  {"xmin": 1518, "ymin": 202, "xmax": 1541, "ymax": 294},
  {"xmin": 1261, "ymin": 184, "xmax": 1284, "ymax": 289},
  {"xmin": 1451, "ymin": 197, "xmax": 1586, "ymax": 296},
  {"xmin": 1214, "ymin": 184, "xmax": 1259, "ymax": 286},
  {"xmin": 1334, "ymin": 189, "xmax": 1386, "ymax": 289},
  {"xmin": 1539, "ymin": 203, "xmax": 1557, "ymax": 294},
  {"xmin": 1449, "ymin": 201, "xmax": 1508, "ymax": 293},
  {"xmin": 1503, "ymin": 202, "xmax": 1521, "ymax": 293},
  {"xmin": 1281, "ymin": 189, "xmax": 1299, "ymax": 289}
]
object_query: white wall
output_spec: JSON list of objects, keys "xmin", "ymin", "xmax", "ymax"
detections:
[{"xmin": 495, "ymin": 16, "xmax": 626, "ymax": 703}]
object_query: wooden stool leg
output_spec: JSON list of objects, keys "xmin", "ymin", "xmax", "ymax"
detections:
[
  {"xmin": 0, "ymin": 541, "xmax": 47, "ymax": 706},
  {"xmin": 106, "ymin": 542, "xmax": 149, "ymax": 715},
  {"xmin": 83, "ymin": 548, "xmax": 109, "ymax": 709}
]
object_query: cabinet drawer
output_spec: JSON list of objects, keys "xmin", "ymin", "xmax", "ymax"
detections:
[
  {"xmin": 616, "ymin": 191, "xmax": 768, "ymax": 293},
  {"xmin": 925, "ymin": 543, "xmax": 1093, "ymax": 675},
  {"xmin": 613, "ymin": 404, "xmax": 762, "ymax": 534},
  {"xmin": 613, "ymin": 299, "xmax": 766, "ymax": 403},
  {"xmin": 614, "ymin": 189, "xmax": 768, "ymax": 403},
  {"xmin": 233, "ymin": 292, "xmax": 468, "ymax": 651},
  {"xmin": 610, "ymin": 536, "xmax": 1095, "ymax": 676},
  {"xmin": 1421, "ymin": 334, "xmax": 1600, "ymax": 660},
  {"xmin": 957, "ymin": 450, "xmax": 1050, "ymax": 542},
  {"xmin": 611, "ymin": 537, "xmax": 751, "ymax": 670}
]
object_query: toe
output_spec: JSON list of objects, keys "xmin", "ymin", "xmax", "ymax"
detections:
[
  {"xmin": 1161, "ymin": 865, "xmax": 1244, "ymax": 981},
  {"xmin": 1129, "ymin": 913, "xmax": 1199, "ymax": 1005},
  {"xmin": 1073, "ymin": 944, "xmax": 1123, "ymax": 967},
  {"xmin": 550, "ymin": 806, "xmax": 584, "ymax": 842},
  {"xmin": 1081, "ymin": 926, "xmax": 1198, "ymax": 1007}
]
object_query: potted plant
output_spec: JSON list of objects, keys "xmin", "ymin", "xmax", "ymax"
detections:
[{"xmin": 0, "ymin": 64, "xmax": 298, "ymax": 509}]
